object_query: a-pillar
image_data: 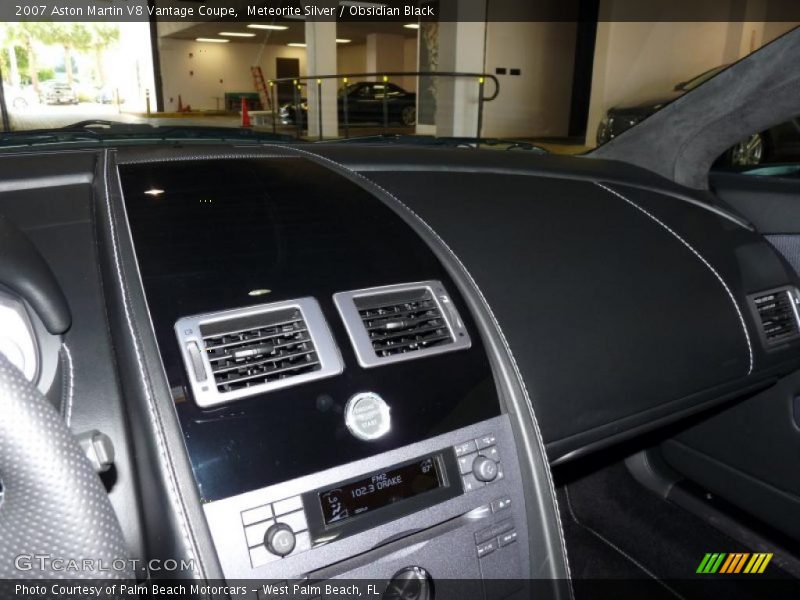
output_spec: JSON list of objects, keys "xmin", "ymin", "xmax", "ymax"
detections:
[{"xmin": 305, "ymin": 6, "xmax": 338, "ymax": 139}]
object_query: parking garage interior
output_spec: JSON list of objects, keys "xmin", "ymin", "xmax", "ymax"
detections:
[{"xmin": 1, "ymin": 0, "xmax": 798, "ymax": 151}]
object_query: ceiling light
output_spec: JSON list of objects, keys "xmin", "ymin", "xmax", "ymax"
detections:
[
  {"xmin": 404, "ymin": 23, "xmax": 420, "ymax": 29},
  {"xmin": 144, "ymin": 188, "xmax": 164, "ymax": 196},
  {"xmin": 248, "ymin": 289, "xmax": 272, "ymax": 297},
  {"xmin": 287, "ymin": 42, "xmax": 307, "ymax": 47},
  {"xmin": 196, "ymin": 38, "xmax": 229, "ymax": 43},
  {"xmin": 220, "ymin": 32, "xmax": 256, "ymax": 37},
  {"xmin": 247, "ymin": 24, "xmax": 289, "ymax": 30},
  {"xmin": 336, "ymin": 39, "xmax": 351, "ymax": 44}
]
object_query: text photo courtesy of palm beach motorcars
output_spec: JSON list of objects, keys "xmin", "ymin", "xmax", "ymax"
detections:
[{"xmin": 1, "ymin": 2, "xmax": 800, "ymax": 600}]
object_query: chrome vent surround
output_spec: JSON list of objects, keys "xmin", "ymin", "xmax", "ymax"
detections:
[
  {"xmin": 748, "ymin": 286, "xmax": 800, "ymax": 348},
  {"xmin": 334, "ymin": 281, "xmax": 471, "ymax": 368},
  {"xmin": 175, "ymin": 298, "xmax": 343, "ymax": 408}
]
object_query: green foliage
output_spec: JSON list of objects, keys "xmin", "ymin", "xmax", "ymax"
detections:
[
  {"xmin": 35, "ymin": 23, "xmax": 92, "ymax": 51},
  {"xmin": 90, "ymin": 24, "xmax": 120, "ymax": 49},
  {"xmin": 37, "ymin": 68, "xmax": 55, "ymax": 82}
]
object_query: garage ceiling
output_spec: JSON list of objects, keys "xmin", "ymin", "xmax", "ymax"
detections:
[{"xmin": 163, "ymin": 20, "xmax": 417, "ymax": 45}]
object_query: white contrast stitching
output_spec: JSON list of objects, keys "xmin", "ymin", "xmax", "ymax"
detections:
[
  {"xmin": 595, "ymin": 182, "xmax": 754, "ymax": 375},
  {"xmin": 102, "ymin": 149, "xmax": 201, "ymax": 574},
  {"xmin": 563, "ymin": 486, "xmax": 686, "ymax": 600},
  {"xmin": 62, "ymin": 343, "xmax": 74, "ymax": 426},
  {"xmin": 266, "ymin": 145, "xmax": 573, "ymax": 586},
  {"xmin": 117, "ymin": 153, "xmax": 295, "ymax": 165}
]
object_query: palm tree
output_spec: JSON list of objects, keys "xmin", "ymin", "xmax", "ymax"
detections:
[
  {"xmin": 37, "ymin": 23, "xmax": 91, "ymax": 86},
  {"xmin": 89, "ymin": 24, "xmax": 119, "ymax": 87},
  {"xmin": 15, "ymin": 23, "xmax": 44, "ymax": 94},
  {"xmin": 0, "ymin": 25, "xmax": 22, "ymax": 87}
]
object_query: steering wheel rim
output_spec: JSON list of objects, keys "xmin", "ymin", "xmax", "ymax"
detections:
[{"xmin": 0, "ymin": 352, "xmax": 131, "ymax": 579}]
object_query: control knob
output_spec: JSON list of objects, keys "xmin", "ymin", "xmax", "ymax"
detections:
[
  {"xmin": 472, "ymin": 455, "xmax": 498, "ymax": 482},
  {"xmin": 383, "ymin": 566, "xmax": 432, "ymax": 600},
  {"xmin": 264, "ymin": 523, "xmax": 296, "ymax": 557}
]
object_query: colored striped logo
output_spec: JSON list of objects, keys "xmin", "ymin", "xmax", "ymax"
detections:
[{"xmin": 696, "ymin": 552, "xmax": 773, "ymax": 574}]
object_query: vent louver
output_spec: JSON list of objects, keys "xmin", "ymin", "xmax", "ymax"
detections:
[
  {"xmin": 750, "ymin": 287, "xmax": 800, "ymax": 348},
  {"xmin": 334, "ymin": 281, "xmax": 471, "ymax": 368},
  {"xmin": 175, "ymin": 299, "xmax": 342, "ymax": 408},
  {"xmin": 358, "ymin": 289, "xmax": 452, "ymax": 357},
  {"xmin": 203, "ymin": 309, "xmax": 319, "ymax": 393}
]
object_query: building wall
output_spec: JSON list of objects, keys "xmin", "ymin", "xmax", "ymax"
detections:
[
  {"xmin": 482, "ymin": 21, "xmax": 578, "ymax": 138},
  {"xmin": 157, "ymin": 38, "xmax": 306, "ymax": 111},
  {"xmin": 337, "ymin": 43, "xmax": 367, "ymax": 79}
]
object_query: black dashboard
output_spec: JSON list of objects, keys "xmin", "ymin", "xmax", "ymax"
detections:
[{"xmin": 2, "ymin": 143, "xmax": 799, "ymax": 588}]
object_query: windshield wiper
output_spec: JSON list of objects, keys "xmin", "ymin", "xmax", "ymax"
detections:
[
  {"xmin": 323, "ymin": 134, "xmax": 549, "ymax": 153},
  {"xmin": 0, "ymin": 120, "xmax": 296, "ymax": 147}
]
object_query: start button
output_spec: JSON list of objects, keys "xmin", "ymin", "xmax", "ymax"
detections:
[{"xmin": 344, "ymin": 392, "xmax": 391, "ymax": 441}]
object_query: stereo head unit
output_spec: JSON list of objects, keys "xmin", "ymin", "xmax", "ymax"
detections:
[
  {"xmin": 319, "ymin": 455, "xmax": 446, "ymax": 526},
  {"xmin": 303, "ymin": 450, "xmax": 463, "ymax": 545}
]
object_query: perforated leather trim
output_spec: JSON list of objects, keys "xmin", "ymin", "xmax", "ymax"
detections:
[{"xmin": 0, "ymin": 353, "xmax": 131, "ymax": 579}]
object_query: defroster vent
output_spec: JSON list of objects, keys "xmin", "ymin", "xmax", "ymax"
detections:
[
  {"xmin": 749, "ymin": 286, "xmax": 800, "ymax": 348},
  {"xmin": 334, "ymin": 281, "xmax": 471, "ymax": 368},
  {"xmin": 175, "ymin": 299, "xmax": 343, "ymax": 407}
]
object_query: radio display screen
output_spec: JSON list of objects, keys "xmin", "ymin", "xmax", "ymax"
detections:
[{"xmin": 319, "ymin": 455, "xmax": 444, "ymax": 525}]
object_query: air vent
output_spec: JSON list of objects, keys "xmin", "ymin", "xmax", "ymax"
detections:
[
  {"xmin": 749, "ymin": 286, "xmax": 800, "ymax": 348},
  {"xmin": 334, "ymin": 281, "xmax": 471, "ymax": 368},
  {"xmin": 175, "ymin": 298, "xmax": 342, "ymax": 408}
]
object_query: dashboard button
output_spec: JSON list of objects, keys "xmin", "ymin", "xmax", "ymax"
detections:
[
  {"xmin": 249, "ymin": 543, "xmax": 282, "ymax": 568},
  {"xmin": 265, "ymin": 523, "xmax": 296, "ymax": 557},
  {"xmin": 242, "ymin": 504, "xmax": 273, "ymax": 526},
  {"xmin": 491, "ymin": 496, "xmax": 512, "ymax": 512},
  {"xmin": 475, "ymin": 434, "xmax": 496, "ymax": 449},
  {"xmin": 294, "ymin": 530, "xmax": 312, "ymax": 554},
  {"xmin": 455, "ymin": 440, "xmax": 477, "ymax": 456},
  {"xmin": 462, "ymin": 473, "xmax": 484, "ymax": 492},
  {"xmin": 480, "ymin": 446, "xmax": 500, "ymax": 462},
  {"xmin": 458, "ymin": 454, "xmax": 475, "ymax": 474},
  {"xmin": 472, "ymin": 455, "xmax": 499, "ymax": 482},
  {"xmin": 475, "ymin": 526, "xmax": 494, "ymax": 545},
  {"xmin": 245, "ymin": 519, "xmax": 276, "ymax": 547},
  {"xmin": 491, "ymin": 519, "xmax": 514, "ymax": 537},
  {"xmin": 276, "ymin": 509, "xmax": 308, "ymax": 532},
  {"xmin": 477, "ymin": 539, "xmax": 497, "ymax": 558},
  {"xmin": 273, "ymin": 496, "xmax": 303, "ymax": 516},
  {"xmin": 498, "ymin": 530, "xmax": 518, "ymax": 547}
]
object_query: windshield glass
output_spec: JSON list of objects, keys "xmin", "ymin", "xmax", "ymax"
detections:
[{"xmin": 0, "ymin": 9, "xmax": 798, "ymax": 160}]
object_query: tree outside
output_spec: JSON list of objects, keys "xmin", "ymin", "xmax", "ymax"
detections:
[{"xmin": 1, "ymin": 22, "xmax": 120, "ymax": 97}]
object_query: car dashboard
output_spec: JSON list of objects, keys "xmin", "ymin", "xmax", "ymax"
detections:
[{"xmin": 1, "ymin": 143, "xmax": 799, "ymax": 592}]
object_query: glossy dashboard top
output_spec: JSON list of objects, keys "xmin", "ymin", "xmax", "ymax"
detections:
[{"xmin": 118, "ymin": 157, "xmax": 501, "ymax": 502}]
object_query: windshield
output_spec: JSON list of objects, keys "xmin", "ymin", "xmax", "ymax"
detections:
[{"xmin": 0, "ymin": 12, "xmax": 798, "ymax": 160}]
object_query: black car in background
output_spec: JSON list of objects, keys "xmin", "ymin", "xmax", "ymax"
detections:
[
  {"xmin": 279, "ymin": 81, "xmax": 417, "ymax": 127},
  {"xmin": 597, "ymin": 64, "xmax": 800, "ymax": 165}
]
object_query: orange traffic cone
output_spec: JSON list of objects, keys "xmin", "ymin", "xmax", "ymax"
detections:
[{"xmin": 241, "ymin": 97, "xmax": 251, "ymax": 128}]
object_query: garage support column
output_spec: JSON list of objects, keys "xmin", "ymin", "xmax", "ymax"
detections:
[
  {"xmin": 435, "ymin": 0, "xmax": 487, "ymax": 137},
  {"xmin": 305, "ymin": 11, "xmax": 338, "ymax": 139}
]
